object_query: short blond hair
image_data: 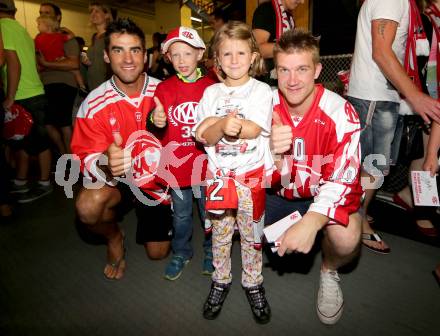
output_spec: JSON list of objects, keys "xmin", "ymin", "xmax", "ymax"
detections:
[
  {"xmin": 212, "ymin": 20, "xmax": 266, "ymax": 80},
  {"xmin": 274, "ymin": 29, "xmax": 320, "ymax": 65},
  {"xmin": 37, "ymin": 14, "xmax": 59, "ymax": 31}
]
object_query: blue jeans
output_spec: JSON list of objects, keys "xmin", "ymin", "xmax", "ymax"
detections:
[
  {"xmin": 265, "ymin": 191, "xmax": 313, "ymax": 226},
  {"xmin": 170, "ymin": 186, "xmax": 211, "ymax": 259},
  {"xmin": 347, "ymin": 97, "xmax": 400, "ymax": 176}
]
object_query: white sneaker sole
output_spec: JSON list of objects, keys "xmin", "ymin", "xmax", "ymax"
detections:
[{"xmin": 316, "ymin": 303, "xmax": 344, "ymax": 325}]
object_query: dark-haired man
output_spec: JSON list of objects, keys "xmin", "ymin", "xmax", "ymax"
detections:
[
  {"xmin": 72, "ymin": 18, "xmax": 172, "ymax": 280},
  {"xmin": 267, "ymin": 29, "xmax": 362, "ymax": 325}
]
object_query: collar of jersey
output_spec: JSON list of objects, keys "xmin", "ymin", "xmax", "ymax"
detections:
[
  {"xmin": 177, "ymin": 68, "xmax": 203, "ymax": 83},
  {"xmin": 110, "ymin": 72, "xmax": 149, "ymax": 98}
]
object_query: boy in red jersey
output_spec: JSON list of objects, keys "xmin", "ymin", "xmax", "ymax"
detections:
[
  {"xmin": 72, "ymin": 18, "xmax": 173, "ymax": 281},
  {"xmin": 267, "ymin": 29, "xmax": 362, "ymax": 325},
  {"xmin": 151, "ymin": 26, "xmax": 215, "ymax": 280}
]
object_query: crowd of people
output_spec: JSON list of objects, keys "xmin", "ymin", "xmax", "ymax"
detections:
[{"xmin": 0, "ymin": 0, "xmax": 439, "ymax": 327}]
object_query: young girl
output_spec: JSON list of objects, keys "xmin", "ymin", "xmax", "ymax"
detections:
[
  {"xmin": 194, "ymin": 21, "xmax": 273, "ymax": 324},
  {"xmin": 35, "ymin": 15, "xmax": 86, "ymax": 92}
]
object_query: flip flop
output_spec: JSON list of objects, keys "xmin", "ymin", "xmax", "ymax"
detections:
[
  {"xmin": 104, "ymin": 233, "xmax": 127, "ymax": 281},
  {"xmin": 361, "ymin": 232, "xmax": 391, "ymax": 254}
]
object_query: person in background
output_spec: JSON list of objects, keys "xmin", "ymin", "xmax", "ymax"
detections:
[
  {"xmin": 252, "ymin": 0, "xmax": 304, "ymax": 86},
  {"xmin": 146, "ymin": 32, "xmax": 174, "ymax": 80},
  {"xmin": 0, "ymin": 27, "xmax": 12, "ymax": 219},
  {"xmin": 204, "ymin": 8, "xmax": 227, "ymax": 82},
  {"xmin": 422, "ymin": 116, "xmax": 440, "ymax": 285},
  {"xmin": 35, "ymin": 15, "xmax": 87, "ymax": 93},
  {"xmin": 82, "ymin": 2, "xmax": 114, "ymax": 91},
  {"xmin": 347, "ymin": 0, "xmax": 440, "ymax": 254},
  {"xmin": 1, "ymin": 0, "xmax": 52, "ymax": 204}
]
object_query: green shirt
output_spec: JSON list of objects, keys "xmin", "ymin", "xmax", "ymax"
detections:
[{"xmin": 0, "ymin": 18, "xmax": 44, "ymax": 100}]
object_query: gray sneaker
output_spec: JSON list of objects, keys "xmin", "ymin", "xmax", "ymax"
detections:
[
  {"xmin": 17, "ymin": 184, "xmax": 53, "ymax": 204},
  {"xmin": 316, "ymin": 269, "xmax": 344, "ymax": 325}
]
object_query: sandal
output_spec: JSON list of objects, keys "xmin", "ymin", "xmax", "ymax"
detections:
[
  {"xmin": 104, "ymin": 233, "xmax": 127, "ymax": 281},
  {"xmin": 362, "ymin": 232, "xmax": 391, "ymax": 254}
]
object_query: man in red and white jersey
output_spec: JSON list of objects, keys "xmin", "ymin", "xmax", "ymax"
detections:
[
  {"xmin": 267, "ymin": 29, "xmax": 363, "ymax": 325},
  {"xmin": 71, "ymin": 18, "xmax": 172, "ymax": 281}
]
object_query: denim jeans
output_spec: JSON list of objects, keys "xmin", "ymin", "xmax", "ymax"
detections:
[
  {"xmin": 170, "ymin": 186, "xmax": 212, "ymax": 259},
  {"xmin": 265, "ymin": 191, "xmax": 313, "ymax": 226},
  {"xmin": 347, "ymin": 97, "xmax": 400, "ymax": 176}
]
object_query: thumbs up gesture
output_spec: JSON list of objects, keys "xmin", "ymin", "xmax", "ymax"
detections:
[
  {"xmin": 106, "ymin": 132, "xmax": 131, "ymax": 177},
  {"xmin": 270, "ymin": 110, "xmax": 293, "ymax": 154},
  {"xmin": 152, "ymin": 96, "xmax": 167, "ymax": 128},
  {"xmin": 222, "ymin": 110, "xmax": 242, "ymax": 138}
]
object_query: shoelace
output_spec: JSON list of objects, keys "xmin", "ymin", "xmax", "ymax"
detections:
[
  {"xmin": 208, "ymin": 286, "xmax": 226, "ymax": 305},
  {"xmin": 248, "ymin": 288, "xmax": 266, "ymax": 309},
  {"xmin": 320, "ymin": 271, "xmax": 340, "ymax": 306}
]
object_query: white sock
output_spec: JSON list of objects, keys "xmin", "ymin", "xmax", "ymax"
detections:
[
  {"xmin": 14, "ymin": 179, "xmax": 27, "ymax": 186},
  {"xmin": 38, "ymin": 180, "xmax": 50, "ymax": 187}
]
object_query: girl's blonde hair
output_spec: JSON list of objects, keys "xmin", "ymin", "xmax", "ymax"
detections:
[
  {"xmin": 212, "ymin": 20, "xmax": 266, "ymax": 80},
  {"xmin": 37, "ymin": 14, "xmax": 59, "ymax": 32}
]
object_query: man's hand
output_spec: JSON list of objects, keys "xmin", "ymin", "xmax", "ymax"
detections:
[
  {"xmin": 222, "ymin": 111, "xmax": 242, "ymax": 137},
  {"xmin": 277, "ymin": 212, "xmax": 328, "ymax": 256},
  {"xmin": 270, "ymin": 110, "xmax": 292, "ymax": 154},
  {"xmin": 407, "ymin": 91, "xmax": 440, "ymax": 124},
  {"xmin": 106, "ymin": 132, "xmax": 131, "ymax": 177},
  {"xmin": 152, "ymin": 96, "xmax": 167, "ymax": 128}
]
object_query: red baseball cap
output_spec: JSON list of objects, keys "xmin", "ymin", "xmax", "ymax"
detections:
[{"xmin": 161, "ymin": 26, "xmax": 206, "ymax": 54}]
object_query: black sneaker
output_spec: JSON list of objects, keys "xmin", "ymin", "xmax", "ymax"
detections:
[
  {"xmin": 203, "ymin": 281, "xmax": 231, "ymax": 320},
  {"xmin": 244, "ymin": 284, "xmax": 271, "ymax": 324}
]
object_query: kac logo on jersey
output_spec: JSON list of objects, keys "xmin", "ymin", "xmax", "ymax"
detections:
[
  {"xmin": 171, "ymin": 101, "xmax": 198, "ymax": 125},
  {"xmin": 125, "ymin": 130, "xmax": 162, "ymax": 187}
]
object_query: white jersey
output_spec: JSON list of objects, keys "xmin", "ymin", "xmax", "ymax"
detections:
[
  {"xmin": 348, "ymin": 0, "xmax": 409, "ymax": 102},
  {"xmin": 194, "ymin": 78, "xmax": 273, "ymax": 177}
]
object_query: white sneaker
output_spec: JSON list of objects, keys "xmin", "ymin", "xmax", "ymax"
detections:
[{"xmin": 316, "ymin": 269, "xmax": 344, "ymax": 325}]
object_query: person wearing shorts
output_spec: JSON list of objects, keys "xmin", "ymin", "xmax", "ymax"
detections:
[
  {"xmin": 347, "ymin": 0, "xmax": 440, "ymax": 253},
  {"xmin": 0, "ymin": 0, "xmax": 52, "ymax": 203},
  {"xmin": 115, "ymin": 183, "xmax": 172, "ymax": 250},
  {"xmin": 72, "ymin": 18, "xmax": 172, "ymax": 281},
  {"xmin": 267, "ymin": 29, "xmax": 362, "ymax": 325}
]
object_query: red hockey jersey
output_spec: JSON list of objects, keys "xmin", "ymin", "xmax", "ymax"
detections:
[
  {"xmin": 71, "ymin": 75, "xmax": 168, "ymax": 202},
  {"xmin": 271, "ymin": 85, "xmax": 363, "ymax": 226},
  {"xmin": 154, "ymin": 75, "xmax": 215, "ymax": 187}
]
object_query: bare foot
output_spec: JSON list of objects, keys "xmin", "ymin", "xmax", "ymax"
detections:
[
  {"xmin": 361, "ymin": 217, "xmax": 390, "ymax": 253},
  {"xmin": 104, "ymin": 231, "xmax": 126, "ymax": 280},
  {"xmin": 362, "ymin": 233, "xmax": 391, "ymax": 252}
]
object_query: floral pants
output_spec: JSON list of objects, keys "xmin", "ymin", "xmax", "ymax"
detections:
[{"xmin": 210, "ymin": 183, "xmax": 263, "ymax": 288}]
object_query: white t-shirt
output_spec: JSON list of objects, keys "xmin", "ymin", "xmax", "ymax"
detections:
[
  {"xmin": 348, "ymin": 0, "xmax": 409, "ymax": 102},
  {"xmin": 194, "ymin": 78, "xmax": 273, "ymax": 177}
]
